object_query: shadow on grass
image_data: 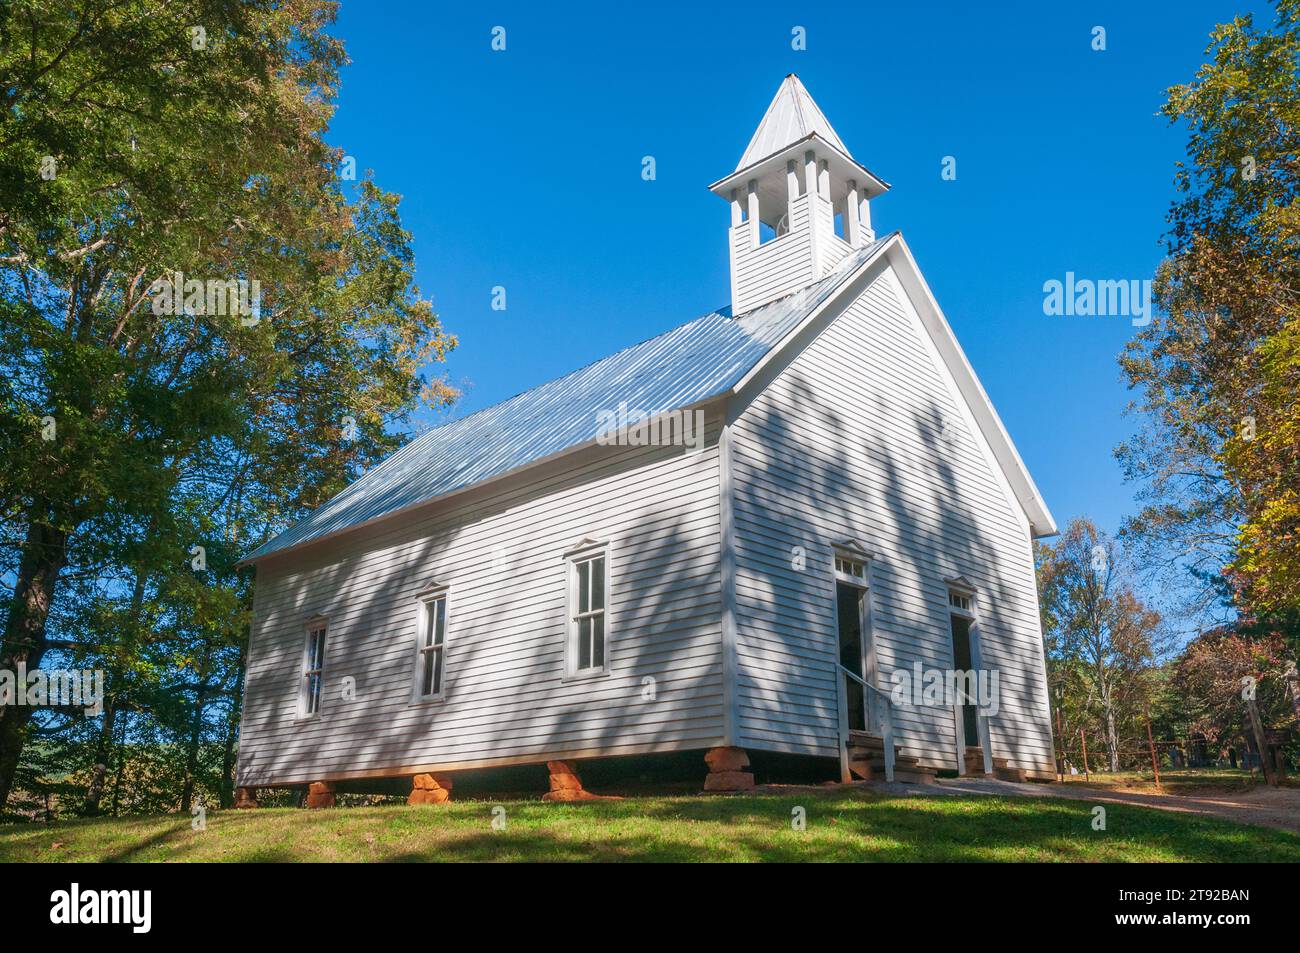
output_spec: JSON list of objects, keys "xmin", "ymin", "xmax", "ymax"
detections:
[{"xmin": 5, "ymin": 789, "xmax": 1298, "ymax": 863}]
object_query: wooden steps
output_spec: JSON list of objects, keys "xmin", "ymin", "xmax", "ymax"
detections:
[
  {"xmin": 846, "ymin": 731, "xmax": 938, "ymax": 784},
  {"xmin": 964, "ymin": 746, "xmax": 1027, "ymax": 782},
  {"xmin": 848, "ymin": 737, "xmax": 1026, "ymax": 784},
  {"xmin": 991, "ymin": 757, "xmax": 1026, "ymax": 783}
]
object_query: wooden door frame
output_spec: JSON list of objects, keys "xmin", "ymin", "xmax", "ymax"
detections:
[
  {"xmin": 946, "ymin": 578, "xmax": 992, "ymax": 774},
  {"xmin": 831, "ymin": 542, "xmax": 876, "ymax": 732}
]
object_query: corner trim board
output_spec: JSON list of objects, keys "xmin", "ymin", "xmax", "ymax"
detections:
[{"xmin": 718, "ymin": 408, "xmax": 740, "ymax": 747}]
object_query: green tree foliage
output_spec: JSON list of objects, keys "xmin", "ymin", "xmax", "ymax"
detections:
[
  {"xmin": 1037, "ymin": 519, "xmax": 1168, "ymax": 771},
  {"xmin": 0, "ymin": 0, "xmax": 456, "ymax": 811},
  {"xmin": 1117, "ymin": 0, "xmax": 1299, "ymax": 624}
]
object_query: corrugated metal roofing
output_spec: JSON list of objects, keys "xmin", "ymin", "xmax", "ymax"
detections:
[
  {"xmin": 736, "ymin": 74, "xmax": 850, "ymax": 172},
  {"xmin": 244, "ymin": 237, "xmax": 892, "ymax": 562}
]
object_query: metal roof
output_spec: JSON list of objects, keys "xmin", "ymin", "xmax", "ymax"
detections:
[
  {"xmin": 244, "ymin": 237, "xmax": 892, "ymax": 562},
  {"xmin": 736, "ymin": 74, "xmax": 849, "ymax": 172}
]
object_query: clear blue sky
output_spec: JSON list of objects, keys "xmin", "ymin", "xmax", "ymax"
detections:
[{"xmin": 325, "ymin": 0, "xmax": 1268, "ymax": 537}]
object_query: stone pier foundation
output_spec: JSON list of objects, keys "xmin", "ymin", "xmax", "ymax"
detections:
[
  {"xmin": 703, "ymin": 746, "xmax": 755, "ymax": 792},
  {"xmin": 304, "ymin": 781, "xmax": 336, "ymax": 809},
  {"xmin": 408, "ymin": 773, "xmax": 454, "ymax": 805},
  {"xmin": 542, "ymin": 760, "xmax": 617, "ymax": 801}
]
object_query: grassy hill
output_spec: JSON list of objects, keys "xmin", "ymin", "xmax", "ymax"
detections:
[{"xmin": 2, "ymin": 787, "xmax": 1297, "ymax": 862}]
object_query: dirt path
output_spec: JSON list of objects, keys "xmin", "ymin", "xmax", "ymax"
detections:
[{"xmin": 911, "ymin": 777, "xmax": 1300, "ymax": 833}]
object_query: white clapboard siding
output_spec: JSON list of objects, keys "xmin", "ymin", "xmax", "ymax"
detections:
[
  {"xmin": 731, "ymin": 193, "xmax": 859, "ymax": 315},
  {"xmin": 728, "ymin": 266, "xmax": 1055, "ymax": 772},
  {"xmin": 814, "ymin": 196, "xmax": 855, "ymax": 274},
  {"xmin": 238, "ymin": 416, "xmax": 727, "ymax": 786},
  {"xmin": 731, "ymin": 197, "xmax": 816, "ymax": 314}
]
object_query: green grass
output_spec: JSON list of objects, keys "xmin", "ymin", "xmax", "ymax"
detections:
[
  {"xmin": 1062, "ymin": 767, "xmax": 1294, "ymax": 795},
  {"xmin": 3, "ymin": 787, "xmax": 1297, "ymax": 862}
]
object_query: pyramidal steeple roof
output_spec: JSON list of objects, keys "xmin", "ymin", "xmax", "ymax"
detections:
[{"xmin": 735, "ymin": 74, "xmax": 849, "ymax": 172}]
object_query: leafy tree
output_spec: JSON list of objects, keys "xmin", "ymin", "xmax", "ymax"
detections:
[
  {"xmin": 1038, "ymin": 519, "xmax": 1168, "ymax": 771},
  {"xmin": 1117, "ymin": 0, "xmax": 1299, "ymax": 624},
  {"xmin": 0, "ymin": 0, "xmax": 456, "ymax": 809},
  {"xmin": 1173, "ymin": 628, "xmax": 1297, "ymax": 764}
]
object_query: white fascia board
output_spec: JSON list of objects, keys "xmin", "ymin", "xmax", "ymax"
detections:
[{"xmin": 708, "ymin": 133, "xmax": 890, "ymax": 199}]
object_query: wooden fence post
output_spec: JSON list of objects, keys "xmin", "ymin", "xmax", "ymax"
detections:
[
  {"xmin": 1055, "ymin": 704, "xmax": 1066, "ymax": 782},
  {"xmin": 1144, "ymin": 706, "xmax": 1160, "ymax": 789},
  {"xmin": 1244, "ymin": 693, "xmax": 1277, "ymax": 787}
]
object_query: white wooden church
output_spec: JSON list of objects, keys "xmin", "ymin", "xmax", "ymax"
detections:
[{"xmin": 235, "ymin": 75, "xmax": 1058, "ymax": 806}]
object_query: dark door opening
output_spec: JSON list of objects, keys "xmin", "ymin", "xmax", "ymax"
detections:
[
  {"xmin": 949, "ymin": 613, "xmax": 979, "ymax": 748},
  {"xmin": 836, "ymin": 582, "xmax": 867, "ymax": 732}
]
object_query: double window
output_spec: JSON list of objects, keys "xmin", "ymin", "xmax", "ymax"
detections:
[
  {"xmin": 300, "ymin": 620, "xmax": 326, "ymax": 717},
  {"xmin": 568, "ymin": 547, "xmax": 608, "ymax": 675}
]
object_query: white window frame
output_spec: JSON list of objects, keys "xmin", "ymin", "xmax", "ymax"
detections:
[
  {"xmin": 834, "ymin": 553, "xmax": 868, "ymax": 584},
  {"xmin": 565, "ymin": 542, "xmax": 610, "ymax": 678},
  {"xmin": 412, "ymin": 588, "xmax": 450, "ymax": 702},
  {"xmin": 298, "ymin": 616, "xmax": 327, "ymax": 720}
]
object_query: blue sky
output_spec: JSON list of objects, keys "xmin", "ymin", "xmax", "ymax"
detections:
[{"xmin": 326, "ymin": 0, "xmax": 1268, "ymax": 537}]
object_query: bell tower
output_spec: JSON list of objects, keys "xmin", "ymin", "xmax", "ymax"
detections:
[{"xmin": 710, "ymin": 75, "xmax": 889, "ymax": 315}]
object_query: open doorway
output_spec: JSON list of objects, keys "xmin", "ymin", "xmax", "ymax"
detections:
[
  {"xmin": 834, "ymin": 552, "xmax": 871, "ymax": 733},
  {"xmin": 949, "ymin": 611, "xmax": 979, "ymax": 750},
  {"xmin": 948, "ymin": 586, "xmax": 983, "ymax": 771},
  {"xmin": 837, "ymin": 582, "xmax": 867, "ymax": 731}
]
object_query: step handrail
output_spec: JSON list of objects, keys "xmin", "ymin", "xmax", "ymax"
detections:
[{"xmin": 837, "ymin": 663, "xmax": 895, "ymax": 783}]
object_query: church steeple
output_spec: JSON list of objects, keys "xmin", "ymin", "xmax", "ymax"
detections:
[
  {"xmin": 734, "ymin": 74, "xmax": 849, "ymax": 172},
  {"xmin": 710, "ymin": 75, "xmax": 889, "ymax": 315}
]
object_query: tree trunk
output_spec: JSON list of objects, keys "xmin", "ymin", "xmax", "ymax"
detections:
[
  {"xmin": 84, "ymin": 569, "xmax": 146, "ymax": 815},
  {"xmin": 219, "ymin": 641, "xmax": 246, "ymax": 809},
  {"xmin": 81, "ymin": 697, "xmax": 116, "ymax": 816},
  {"xmin": 1098, "ymin": 678, "xmax": 1120, "ymax": 772},
  {"xmin": 1104, "ymin": 706, "xmax": 1120, "ymax": 772},
  {"xmin": 1285, "ymin": 663, "xmax": 1300, "ymax": 726},
  {"xmin": 0, "ymin": 515, "xmax": 69, "ymax": 809},
  {"xmin": 110, "ymin": 708, "xmax": 128, "ymax": 816},
  {"xmin": 219, "ymin": 712, "xmax": 238, "ymax": 810},
  {"xmin": 180, "ymin": 683, "xmax": 209, "ymax": 813}
]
